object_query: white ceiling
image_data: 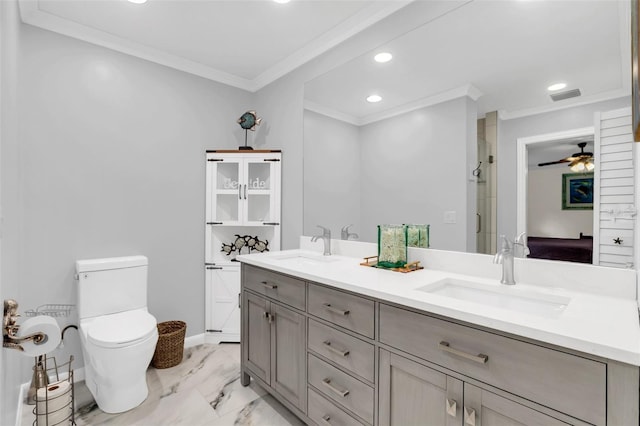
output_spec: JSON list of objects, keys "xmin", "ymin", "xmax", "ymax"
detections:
[
  {"xmin": 305, "ymin": 0, "xmax": 630, "ymax": 124},
  {"xmin": 18, "ymin": 0, "xmax": 630, "ymax": 123},
  {"xmin": 19, "ymin": 0, "xmax": 410, "ymax": 91}
]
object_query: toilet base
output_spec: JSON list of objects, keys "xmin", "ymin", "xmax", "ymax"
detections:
[{"xmin": 86, "ymin": 369, "xmax": 150, "ymax": 414}]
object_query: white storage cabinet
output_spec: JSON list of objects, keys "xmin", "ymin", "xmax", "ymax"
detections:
[{"xmin": 205, "ymin": 150, "xmax": 281, "ymax": 343}]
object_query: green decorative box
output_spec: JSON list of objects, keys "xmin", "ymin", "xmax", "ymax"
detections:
[
  {"xmin": 406, "ymin": 224, "xmax": 430, "ymax": 248},
  {"xmin": 377, "ymin": 224, "xmax": 408, "ymax": 268}
]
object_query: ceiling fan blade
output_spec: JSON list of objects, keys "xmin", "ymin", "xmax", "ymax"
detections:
[{"xmin": 537, "ymin": 159, "xmax": 571, "ymax": 167}]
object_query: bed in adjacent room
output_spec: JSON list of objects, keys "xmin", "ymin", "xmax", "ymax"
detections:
[{"xmin": 527, "ymin": 234, "xmax": 593, "ymax": 264}]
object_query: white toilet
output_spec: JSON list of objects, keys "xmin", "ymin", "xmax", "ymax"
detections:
[{"xmin": 76, "ymin": 255, "xmax": 158, "ymax": 414}]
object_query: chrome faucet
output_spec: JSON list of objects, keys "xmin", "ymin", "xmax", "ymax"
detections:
[
  {"xmin": 341, "ymin": 224, "xmax": 359, "ymax": 240},
  {"xmin": 493, "ymin": 234, "xmax": 529, "ymax": 285},
  {"xmin": 311, "ymin": 225, "xmax": 332, "ymax": 256}
]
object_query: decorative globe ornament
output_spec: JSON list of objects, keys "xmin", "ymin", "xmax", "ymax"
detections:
[{"xmin": 237, "ymin": 110, "xmax": 262, "ymax": 150}]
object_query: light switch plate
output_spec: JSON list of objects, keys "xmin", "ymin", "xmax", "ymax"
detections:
[{"xmin": 444, "ymin": 211, "xmax": 457, "ymax": 224}]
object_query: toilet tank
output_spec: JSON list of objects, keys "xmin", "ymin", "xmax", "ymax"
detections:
[{"xmin": 76, "ymin": 255, "xmax": 149, "ymax": 320}]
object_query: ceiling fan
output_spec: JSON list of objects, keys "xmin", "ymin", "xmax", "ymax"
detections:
[{"xmin": 537, "ymin": 142, "xmax": 594, "ymax": 172}]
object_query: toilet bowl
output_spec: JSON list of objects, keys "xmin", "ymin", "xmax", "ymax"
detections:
[
  {"xmin": 76, "ymin": 255, "xmax": 158, "ymax": 413},
  {"xmin": 79, "ymin": 309, "xmax": 158, "ymax": 413}
]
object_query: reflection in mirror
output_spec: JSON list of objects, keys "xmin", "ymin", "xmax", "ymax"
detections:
[
  {"xmin": 526, "ymin": 132, "xmax": 595, "ymax": 264},
  {"xmin": 303, "ymin": 0, "xmax": 631, "ymax": 261}
]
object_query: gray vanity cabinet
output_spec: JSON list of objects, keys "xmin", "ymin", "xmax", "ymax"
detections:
[
  {"xmin": 379, "ymin": 348, "xmax": 575, "ymax": 426},
  {"xmin": 240, "ymin": 264, "xmax": 639, "ymax": 426},
  {"xmin": 463, "ymin": 384, "xmax": 571, "ymax": 426},
  {"xmin": 379, "ymin": 349, "xmax": 462, "ymax": 426},
  {"xmin": 241, "ymin": 290, "xmax": 307, "ymax": 413},
  {"xmin": 243, "ymin": 292, "xmax": 271, "ymax": 384}
]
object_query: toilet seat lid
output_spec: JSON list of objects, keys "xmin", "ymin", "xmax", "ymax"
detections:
[{"xmin": 87, "ymin": 310, "xmax": 157, "ymax": 348}]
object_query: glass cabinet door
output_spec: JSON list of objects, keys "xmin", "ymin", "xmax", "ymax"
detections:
[
  {"xmin": 242, "ymin": 156, "xmax": 280, "ymax": 226},
  {"xmin": 207, "ymin": 157, "xmax": 243, "ymax": 225}
]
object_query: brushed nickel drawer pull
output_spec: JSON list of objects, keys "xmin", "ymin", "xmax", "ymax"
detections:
[
  {"xmin": 439, "ymin": 341, "xmax": 488, "ymax": 364},
  {"xmin": 322, "ymin": 378, "xmax": 350, "ymax": 398},
  {"xmin": 261, "ymin": 281, "xmax": 278, "ymax": 289},
  {"xmin": 446, "ymin": 398, "xmax": 457, "ymax": 417},
  {"xmin": 464, "ymin": 407, "xmax": 476, "ymax": 426},
  {"xmin": 323, "ymin": 340, "xmax": 350, "ymax": 357},
  {"xmin": 320, "ymin": 414, "xmax": 332, "ymax": 425},
  {"xmin": 323, "ymin": 303, "xmax": 350, "ymax": 316}
]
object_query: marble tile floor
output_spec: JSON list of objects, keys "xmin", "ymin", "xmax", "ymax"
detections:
[{"xmin": 23, "ymin": 343, "xmax": 304, "ymax": 426}]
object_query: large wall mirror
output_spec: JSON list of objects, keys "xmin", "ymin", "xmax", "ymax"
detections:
[{"xmin": 303, "ymin": 0, "xmax": 632, "ymax": 263}]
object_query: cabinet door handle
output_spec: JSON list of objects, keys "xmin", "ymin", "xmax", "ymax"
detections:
[
  {"xmin": 323, "ymin": 341, "xmax": 350, "ymax": 357},
  {"xmin": 244, "ymin": 184, "xmax": 247, "ymax": 199},
  {"xmin": 446, "ymin": 398, "xmax": 457, "ymax": 417},
  {"xmin": 263, "ymin": 312, "xmax": 275, "ymax": 323},
  {"xmin": 464, "ymin": 407, "xmax": 476, "ymax": 426},
  {"xmin": 323, "ymin": 303, "xmax": 350, "ymax": 316},
  {"xmin": 238, "ymin": 185, "xmax": 242, "ymax": 200},
  {"xmin": 261, "ymin": 281, "xmax": 278, "ymax": 289},
  {"xmin": 439, "ymin": 341, "xmax": 488, "ymax": 364},
  {"xmin": 322, "ymin": 378, "xmax": 349, "ymax": 398},
  {"xmin": 320, "ymin": 414, "xmax": 331, "ymax": 425}
]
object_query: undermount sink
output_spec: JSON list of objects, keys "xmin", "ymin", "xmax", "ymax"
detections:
[
  {"xmin": 417, "ymin": 278, "xmax": 570, "ymax": 316},
  {"xmin": 270, "ymin": 253, "xmax": 339, "ymax": 267}
]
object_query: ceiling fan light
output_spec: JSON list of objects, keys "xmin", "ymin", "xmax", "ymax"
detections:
[
  {"xmin": 571, "ymin": 161, "xmax": 586, "ymax": 172},
  {"xmin": 585, "ymin": 161, "xmax": 595, "ymax": 171}
]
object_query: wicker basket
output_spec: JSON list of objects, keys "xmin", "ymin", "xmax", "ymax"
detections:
[{"xmin": 151, "ymin": 321, "xmax": 186, "ymax": 369}]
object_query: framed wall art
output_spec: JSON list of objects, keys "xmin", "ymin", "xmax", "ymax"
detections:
[{"xmin": 562, "ymin": 173, "xmax": 594, "ymax": 210}]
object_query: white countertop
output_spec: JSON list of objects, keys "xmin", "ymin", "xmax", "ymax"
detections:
[{"xmin": 237, "ymin": 249, "xmax": 640, "ymax": 366}]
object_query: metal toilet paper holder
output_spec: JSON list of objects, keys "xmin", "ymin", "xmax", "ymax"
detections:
[{"xmin": 3, "ymin": 299, "xmax": 48, "ymax": 352}]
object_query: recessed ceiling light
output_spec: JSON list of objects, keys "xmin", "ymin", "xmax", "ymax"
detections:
[
  {"xmin": 374, "ymin": 52, "xmax": 393, "ymax": 63},
  {"xmin": 127, "ymin": 0, "xmax": 147, "ymax": 3},
  {"xmin": 366, "ymin": 95, "xmax": 382, "ymax": 103},
  {"xmin": 547, "ymin": 83, "xmax": 567, "ymax": 91},
  {"xmin": 274, "ymin": 0, "xmax": 290, "ymax": 3}
]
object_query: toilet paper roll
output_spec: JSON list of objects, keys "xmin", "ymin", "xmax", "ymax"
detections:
[
  {"xmin": 36, "ymin": 380, "xmax": 72, "ymax": 424},
  {"xmin": 16, "ymin": 316, "xmax": 61, "ymax": 357}
]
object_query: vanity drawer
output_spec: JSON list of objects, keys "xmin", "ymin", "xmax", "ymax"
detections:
[
  {"xmin": 243, "ymin": 265, "xmax": 305, "ymax": 310},
  {"xmin": 379, "ymin": 303, "xmax": 606, "ymax": 426},
  {"xmin": 308, "ymin": 388, "xmax": 367, "ymax": 426},
  {"xmin": 308, "ymin": 354, "xmax": 374, "ymax": 424},
  {"xmin": 308, "ymin": 319, "xmax": 375, "ymax": 383},
  {"xmin": 308, "ymin": 284, "xmax": 375, "ymax": 338}
]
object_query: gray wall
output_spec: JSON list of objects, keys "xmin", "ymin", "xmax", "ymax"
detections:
[
  {"xmin": 359, "ymin": 98, "xmax": 474, "ymax": 251},
  {"xmin": 1, "ymin": 1, "xmax": 24, "ymax": 424},
  {"xmin": 303, "ymin": 110, "xmax": 361, "ymax": 238},
  {"xmin": 1, "ymin": 7, "xmax": 253, "ymax": 421},
  {"xmin": 497, "ymin": 97, "xmax": 630, "ymax": 240},
  {"xmin": 0, "ymin": 4, "xmax": 443, "ymax": 421}
]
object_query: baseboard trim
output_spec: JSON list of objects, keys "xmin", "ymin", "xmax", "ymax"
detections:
[{"xmin": 184, "ymin": 333, "xmax": 205, "ymax": 348}]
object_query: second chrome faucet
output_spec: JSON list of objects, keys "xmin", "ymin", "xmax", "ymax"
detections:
[
  {"xmin": 311, "ymin": 225, "xmax": 332, "ymax": 256},
  {"xmin": 493, "ymin": 233, "xmax": 529, "ymax": 285}
]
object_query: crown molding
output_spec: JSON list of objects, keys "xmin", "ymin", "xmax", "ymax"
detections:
[
  {"xmin": 18, "ymin": 0, "xmax": 412, "ymax": 92},
  {"xmin": 304, "ymin": 100, "xmax": 361, "ymax": 127},
  {"xmin": 498, "ymin": 89, "xmax": 630, "ymax": 121},
  {"xmin": 359, "ymin": 84, "xmax": 483, "ymax": 126},
  {"xmin": 253, "ymin": 1, "xmax": 413, "ymax": 90},
  {"xmin": 305, "ymin": 84, "xmax": 483, "ymax": 127}
]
